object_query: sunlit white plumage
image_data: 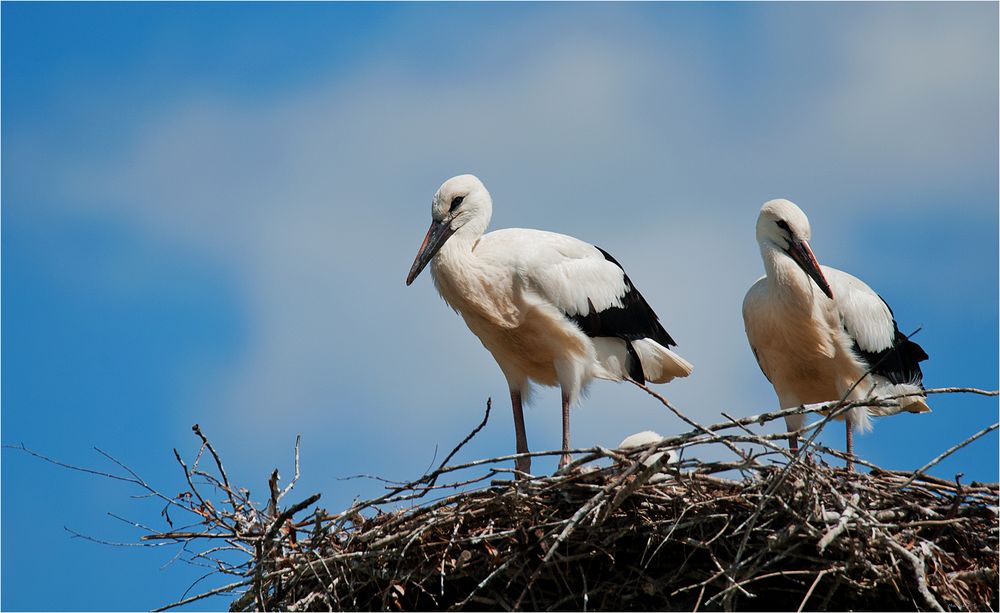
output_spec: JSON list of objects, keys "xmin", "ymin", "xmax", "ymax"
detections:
[
  {"xmin": 407, "ymin": 175, "xmax": 692, "ymax": 474},
  {"xmin": 743, "ymin": 199, "xmax": 929, "ymax": 467},
  {"xmin": 619, "ymin": 430, "xmax": 679, "ymax": 472}
]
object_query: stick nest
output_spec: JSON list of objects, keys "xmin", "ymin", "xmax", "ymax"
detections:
[
  {"xmin": 134, "ymin": 388, "xmax": 998, "ymax": 611},
  {"xmin": 237, "ymin": 461, "xmax": 997, "ymax": 612}
]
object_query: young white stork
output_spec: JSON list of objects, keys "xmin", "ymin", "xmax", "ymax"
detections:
[
  {"xmin": 406, "ymin": 175, "xmax": 693, "ymax": 475},
  {"xmin": 742, "ymin": 199, "xmax": 930, "ymax": 469}
]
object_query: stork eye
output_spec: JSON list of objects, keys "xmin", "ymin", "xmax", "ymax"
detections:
[
  {"xmin": 450, "ymin": 195, "xmax": 465, "ymax": 212},
  {"xmin": 776, "ymin": 219, "xmax": 790, "ymax": 231}
]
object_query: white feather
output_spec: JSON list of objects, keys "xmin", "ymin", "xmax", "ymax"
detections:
[
  {"xmin": 474, "ymin": 228, "xmax": 629, "ymax": 317},
  {"xmin": 825, "ymin": 267, "xmax": 895, "ymax": 352},
  {"xmin": 619, "ymin": 430, "xmax": 679, "ymax": 479},
  {"xmin": 632, "ymin": 338, "xmax": 694, "ymax": 383}
]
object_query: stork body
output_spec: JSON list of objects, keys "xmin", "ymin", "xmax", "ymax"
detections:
[
  {"xmin": 743, "ymin": 199, "xmax": 929, "ymax": 469},
  {"xmin": 407, "ymin": 175, "xmax": 692, "ymax": 474}
]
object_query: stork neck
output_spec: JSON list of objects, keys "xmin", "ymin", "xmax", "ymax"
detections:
[
  {"xmin": 432, "ymin": 222, "xmax": 488, "ymax": 280},
  {"xmin": 429, "ymin": 222, "xmax": 508, "ymax": 320},
  {"xmin": 761, "ymin": 242, "xmax": 815, "ymax": 302}
]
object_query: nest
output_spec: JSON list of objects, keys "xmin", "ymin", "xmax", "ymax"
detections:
[{"xmin": 115, "ymin": 387, "xmax": 997, "ymax": 611}]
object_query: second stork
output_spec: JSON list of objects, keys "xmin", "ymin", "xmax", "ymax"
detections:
[{"xmin": 743, "ymin": 199, "xmax": 930, "ymax": 469}]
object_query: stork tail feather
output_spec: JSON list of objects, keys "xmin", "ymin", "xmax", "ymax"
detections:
[{"xmin": 632, "ymin": 338, "xmax": 694, "ymax": 384}]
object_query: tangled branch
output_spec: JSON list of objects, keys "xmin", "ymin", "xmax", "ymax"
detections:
[{"xmin": 7, "ymin": 388, "xmax": 997, "ymax": 611}]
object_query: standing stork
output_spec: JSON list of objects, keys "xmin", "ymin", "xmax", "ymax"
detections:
[
  {"xmin": 742, "ymin": 199, "xmax": 930, "ymax": 469},
  {"xmin": 406, "ymin": 174, "xmax": 693, "ymax": 475}
]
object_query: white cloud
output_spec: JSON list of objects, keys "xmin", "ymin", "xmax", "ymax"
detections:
[
  {"xmin": 814, "ymin": 5, "xmax": 997, "ymax": 197},
  {"xmin": 31, "ymin": 5, "xmax": 997, "ymax": 471}
]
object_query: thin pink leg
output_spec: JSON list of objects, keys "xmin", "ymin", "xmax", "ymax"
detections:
[
  {"xmin": 510, "ymin": 390, "xmax": 530, "ymax": 476},
  {"xmin": 559, "ymin": 393, "xmax": 571, "ymax": 469}
]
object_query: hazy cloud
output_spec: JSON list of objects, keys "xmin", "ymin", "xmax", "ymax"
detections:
[{"xmin": 22, "ymin": 4, "xmax": 997, "ymax": 470}]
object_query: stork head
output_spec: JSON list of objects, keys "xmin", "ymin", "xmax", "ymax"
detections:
[
  {"xmin": 406, "ymin": 174, "xmax": 492, "ymax": 286},
  {"xmin": 756, "ymin": 199, "xmax": 834, "ymax": 299}
]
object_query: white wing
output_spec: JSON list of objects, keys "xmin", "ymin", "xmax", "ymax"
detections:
[
  {"xmin": 476, "ymin": 228, "xmax": 629, "ymax": 317},
  {"xmin": 475, "ymin": 228, "xmax": 688, "ymax": 384},
  {"xmin": 742, "ymin": 276, "xmax": 775, "ymax": 382},
  {"xmin": 824, "ymin": 266, "xmax": 894, "ymax": 353}
]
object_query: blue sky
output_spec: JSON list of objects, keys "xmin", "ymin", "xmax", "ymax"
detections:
[{"xmin": 3, "ymin": 3, "xmax": 997, "ymax": 610}]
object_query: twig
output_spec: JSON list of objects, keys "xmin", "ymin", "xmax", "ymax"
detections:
[
  {"xmin": 883, "ymin": 539, "xmax": 944, "ymax": 612},
  {"xmin": 152, "ymin": 576, "xmax": 255, "ymax": 611},
  {"xmin": 797, "ymin": 569, "xmax": 828, "ymax": 612},
  {"xmin": 14, "ymin": 387, "xmax": 997, "ymax": 612},
  {"xmin": 191, "ymin": 424, "xmax": 240, "ymax": 514},
  {"xmin": 429, "ymin": 398, "xmax": 492, "ymax": 488},
  {"xmin": 279, "ymin": 434, "xmax": 302, "ymax": 501},
  {"xmin": 264, "ymin": 493, "xmax": 322, "ymax": 541},
  {"xmin": 897, "ymin": 422, "xmax": 999, "ymax": 489}
]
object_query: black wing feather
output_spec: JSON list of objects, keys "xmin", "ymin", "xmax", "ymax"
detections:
[
  {"xmin": 850, "ymin": 295, "xmax": 928, "ymax": 386},
  {"xmin": 567, "ymin": 247, "xmax": 677, "ymax": 384}
]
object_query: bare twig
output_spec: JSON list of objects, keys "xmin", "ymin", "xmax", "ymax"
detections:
[
  {"xmin": 897, "ymin": 422, "xmax": 999, "ymax": 489},
  {"xmin": 429, "ymin": 398, "xmax": 492, "ymax": 488},
  {"xmin": 12, "ymin": 388, "xmax": 996, "ymax": 612},
  {"xmin": 278, "ymin": 434, "xmax": 302, "ymax": 501},
  {"xmin": 191, "ymin": 424, "xmax": 240, "ymax": 514}
]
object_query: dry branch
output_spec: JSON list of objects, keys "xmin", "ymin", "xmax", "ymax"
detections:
[{"xmin": 8, "ymin": 388, "xmax": 997, "ymax": 611}]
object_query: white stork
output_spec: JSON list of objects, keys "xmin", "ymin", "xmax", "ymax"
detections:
[
  {"xmin": 406, "ymin": 175, "xmax": 693, "ymax": 475},
  {"xmin": 742, "ymin": 199, "xmax": 930, "ymax": 469}
]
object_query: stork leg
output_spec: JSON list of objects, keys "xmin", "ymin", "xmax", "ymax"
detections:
[
  {"xmin": 785, "ymin": 412, "xmax": 804, "ymax": 456},
  {"xmin": 845, "ymin": 416, "xmax": 855, "ymax": 473},
  {"xmin": 510, "ymin": 390, "xmax": 531, "ymax": 476},
  {"xmin": 559, "ymin": 392, "xmax": 572, "ymax": 469}
]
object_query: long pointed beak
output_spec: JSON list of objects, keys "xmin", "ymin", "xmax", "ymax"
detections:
[
  {"xmin": 406, "ymin": 218, "xmax": 456, "ymax": 285},
  {"xmin": 787, "ymin": 238, "xmax": 834, "ymax": 299}
]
